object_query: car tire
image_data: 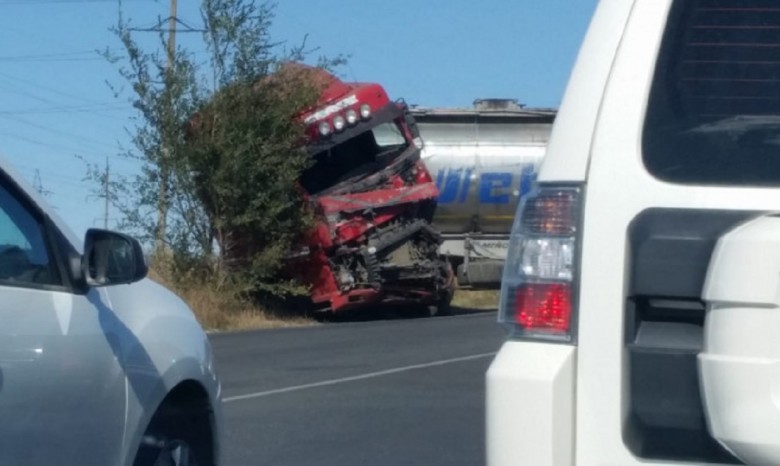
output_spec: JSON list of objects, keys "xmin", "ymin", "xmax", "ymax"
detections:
[{"xmin": 133, "ymin": 403, "xmax": 213, "ymax": 466}]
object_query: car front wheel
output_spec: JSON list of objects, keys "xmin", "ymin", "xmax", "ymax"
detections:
[{"xmin": 133, "ymin": 404, "xmax": 213, "ymax": 466}]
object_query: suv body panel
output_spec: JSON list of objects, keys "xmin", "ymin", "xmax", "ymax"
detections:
[
  {"xmin": 700, "ymin": 216, "xmax": 780, "ymax": 465},
  {"xmin": 538, "ymin": 0, "xmax": 634, "ymax": 183},
  {"xmin": 488, "ymin": 0, "xmax": 780, "ymax": 464},
  {"xmin": 579, "ymin": 0, "xmax": 780, "ymax": 462},
  {"xmin": 486, "ymin": 342, "xmax": 576, "ymax": 466}
]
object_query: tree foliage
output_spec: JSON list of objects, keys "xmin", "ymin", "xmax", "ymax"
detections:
[{"xmin": 102, "ymin": 0, "xmax": 344, "ymax": 295}]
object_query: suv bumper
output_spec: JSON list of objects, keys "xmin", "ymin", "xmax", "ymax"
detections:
[{"xmin": 486, "ymin": 341, "xmax": 576, "ymax": 466}]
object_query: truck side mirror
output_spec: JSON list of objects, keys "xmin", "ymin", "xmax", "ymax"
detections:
[
  {"xmin": 403, "ymin": 110, "xmax": 421, "ymax": 139},
  {"xmin": 83, "ymin": 229, "xmax": 148, "ymax": 287}
]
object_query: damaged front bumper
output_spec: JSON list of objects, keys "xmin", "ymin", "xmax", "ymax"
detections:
[{"xmin": 295, "ymin": 146, "xmax": 454, "ymax": 313}]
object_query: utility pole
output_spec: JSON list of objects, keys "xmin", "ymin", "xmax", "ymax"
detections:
[
  {"xmin": 32, "ymin": 170, "xmax": 51, "ymax": 198},
  {"xmin": 155, "ymin": 0, "xmax": 177, "ymax": 251},
  {"xmin": 103, "ymin": 157, "xmax": 110, "ymax": 230},
  {"xmin": 168, "ymin": 0, "xmax": 177, "ymax": 64}
]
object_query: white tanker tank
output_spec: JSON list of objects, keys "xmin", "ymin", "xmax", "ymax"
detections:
[{"xmin": 410, "ymin": 99, "xmax": 555, "ymax": 288}]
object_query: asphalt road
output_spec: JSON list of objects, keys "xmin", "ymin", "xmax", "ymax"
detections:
[{"xmin": 210, "ymin": 310, "xmax": 505, "ymax": 466}]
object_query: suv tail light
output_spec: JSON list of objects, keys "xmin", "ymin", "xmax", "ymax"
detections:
[{"xmin": 499, "ymin": 186, "xmax": 582, "ymax": 342}]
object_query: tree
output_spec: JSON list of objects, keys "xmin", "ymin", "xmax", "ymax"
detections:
[{"xmin": 102, "ymin": 0, "xmax": 344, "ymax": 295}]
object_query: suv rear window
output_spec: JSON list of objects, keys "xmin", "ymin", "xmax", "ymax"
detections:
[{"xmin": 644, "ymin": 0, "xmax": 780, "ymax": 185}]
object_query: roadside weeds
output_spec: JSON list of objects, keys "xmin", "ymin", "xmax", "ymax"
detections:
[
  {"xmin": 452, "ymin": 289, "xmax": 500, "ymax": 310},
  {"xmin": 150, "ymin": 263, "xmax": 496, "ymax": 331}
]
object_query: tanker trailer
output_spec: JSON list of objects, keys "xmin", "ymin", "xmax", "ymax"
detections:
[{"xmin": 410, "ymin": 99, "xmax": 556, "ymax": 288}]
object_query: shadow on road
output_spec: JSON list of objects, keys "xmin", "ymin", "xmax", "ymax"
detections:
[{"xmin": 315, "ymin": 305, "xmax": 496, "ymax": 323}]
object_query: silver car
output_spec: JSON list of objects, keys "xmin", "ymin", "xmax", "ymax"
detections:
[{"xmin": 0, "ymin": 155, "xmax": 221, "ymax": 465}]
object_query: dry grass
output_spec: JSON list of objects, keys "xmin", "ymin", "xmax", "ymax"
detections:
[
  {"xmin": 147, "ymin": 256, "xmax": 498, "ymax": 329},
  {"xmin": 176, "ymin": 286, "xmax": 315, "ymax": 331},
  {"xmin": 147, "ymin": 264, "xmax": 315, "ymax": 331},
  {"xmin": 451, "ymin": 289, "xmax": 500, "ymax": 310}
]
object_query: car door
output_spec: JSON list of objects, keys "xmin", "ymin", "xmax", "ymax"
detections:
[{"xmin": 0, "ymin": 177, "xmax": 126, "ymax": 465}]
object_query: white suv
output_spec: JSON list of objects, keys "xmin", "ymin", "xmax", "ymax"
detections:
[
  {"xmin": 487, "ymin": 1, "xmax": 780, "ymax": 465},
  {"xmin": 0, "ymin": 156, "xmax": 221, "ymax": 466}
]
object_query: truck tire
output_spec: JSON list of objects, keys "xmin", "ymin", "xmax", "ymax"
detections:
[
  {"xmin": 435, "ymin": 260, "xmax": 456, "ymax": 316},
  {"xmin": 431, "ymin": 287, "xmax": 455, "ymax": 317},
  {"xmin": 420, "ymin": 262, "xmax": 455, "ymax": 317}
]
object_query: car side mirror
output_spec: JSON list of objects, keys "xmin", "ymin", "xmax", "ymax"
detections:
[{"xmin": 83, "ymin": 229, "xmax": 148, "ymax": 287}]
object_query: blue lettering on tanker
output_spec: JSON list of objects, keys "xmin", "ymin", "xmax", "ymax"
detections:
[
  {"xmin": 434, "ymin": 165, "xmax": 537, "ymax": 205},
  {"xmin": 458, "ymin": 168, "xmax": 472, "ymax": 203},
  {"xmin": 436, "ymin": 168, "xmax": 463, "ymax": 204},
  {"xmin": 519, "ymin": 165, "xmax": 535, "ymax": 199},
  {"xmin": 479, "ymin": 173, "xmax": 512, "ymax": 204}
]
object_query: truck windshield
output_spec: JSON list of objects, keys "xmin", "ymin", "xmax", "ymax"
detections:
[{"xmin": 300, "ymin": 121, "xmax": 409, "ymax": 195}]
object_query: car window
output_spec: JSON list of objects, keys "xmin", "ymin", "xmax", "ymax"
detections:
[
  {"xmin": 0, "ymin": 182, "xmax": 60, "ymax": 287},
  {"xmin": 643, "ymin": 0, "xmax": 780, "ymax": 185}
]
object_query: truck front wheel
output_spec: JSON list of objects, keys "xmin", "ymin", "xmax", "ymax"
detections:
[{"xmin": 428, "ymin": 261, "xmax": 455, "ymax": 317}]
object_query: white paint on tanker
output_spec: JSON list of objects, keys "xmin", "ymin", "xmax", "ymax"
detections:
[
  {"xmin": 409, "ymin": 102, "xmax": 555, "ymax": 287},
  {"xmin": 411, "ymin": 104, "xmax": 555, "ymax": 238}
]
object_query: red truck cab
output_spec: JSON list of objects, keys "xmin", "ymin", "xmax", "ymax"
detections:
[{"xmin": 294, "ymin": 69, "xmax": 454, "ymax": 314}]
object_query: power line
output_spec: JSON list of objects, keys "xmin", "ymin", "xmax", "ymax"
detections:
[
  {"xmin": 0, "ymin": 130, "xmax": 112, "ymax": 160},
  {"xmin": 0, "ymin": 70, "xmax": 103, "ymax": 105},
  {"xmin": 0, "ymin": 114, "xmax": 122, "ymax": 152},
  {"xmin": 14, "ymin": 162, "xmax": 138, "ymax": 184},
  {"xmin": 128, "ymin": 15, "xmax": 206, "ymax": 34},
  {"xmin": 0, "ymin": 71, "xmax": 132, "ymax": 122},
  {"xmin": 0, "ymin": 0, "xmax": 153, "ymax": 4},
  {"xmin": 0, "ymin": 74, "xmax": 126, "ymax": 120},
  {"xmin": 0, "ymin": 105, "xmax": 128, "ymax": 115},
  {"xmin": 0, "ymin": 51, "xmax": 98, "ymax": 61},
  {"xmin": 15, "ymin": 166, "xmax": 93, "ymax": 186},
  {"xmin": 2, "ymin": 57, "xmax": 101, "ymax": 63},
  {"xmin": 0, "ymin": 75, "xmax": 72, "ymax": 108}
]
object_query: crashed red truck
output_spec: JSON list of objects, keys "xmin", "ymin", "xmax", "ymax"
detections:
[
  {"xmin": 188, "ymin": 66, "xmax": 455, "ymax": 315},
  {"xmin": 291, "ymin": 68, "xmax": 455, "ymax": 314}
]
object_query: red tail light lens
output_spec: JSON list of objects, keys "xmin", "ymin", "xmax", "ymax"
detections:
[{"xmin": 514, "ymin": 283, "xmax": 572, "ymax": 334}]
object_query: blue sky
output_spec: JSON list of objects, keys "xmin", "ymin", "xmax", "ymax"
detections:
[{"xmin": 0, "ymin": 0, "xmax": 597, "ymax": 237}]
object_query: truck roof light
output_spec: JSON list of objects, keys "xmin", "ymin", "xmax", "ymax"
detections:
[
  {"xmin": 318, "ymin": 121, "xmax": 332, "ymax": 137},
  {"xmin": 360, "ymin": 104, "xmax": 371, "ymax": 119},
  {"xmin": 333, "ymin": 115, "xmax": 346, "ymax": 132},
  {"xmin": 346, "ymin": 109, "xmax": 358, "ymax": 125}
]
